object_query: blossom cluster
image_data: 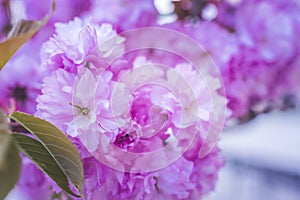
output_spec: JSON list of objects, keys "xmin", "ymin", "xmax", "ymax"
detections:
[{"xmin": 35, "ymin": 17, "xmax": 225, "ymax": 199}]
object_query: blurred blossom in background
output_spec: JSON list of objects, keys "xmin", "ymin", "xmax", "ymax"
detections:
[
  {"xmin": 1, "ymin": 0, "xmax": 300, "ymax": 199},
  {"xmin": 157, "ymin": 1, "xmax": 300, "ymax": 199}
]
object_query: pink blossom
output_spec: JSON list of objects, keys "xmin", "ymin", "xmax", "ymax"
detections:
[
  {"xmin": 85, "ymin": 0, "xmax": 158, "ymax": 31},
  {"xmin": 36, "ymin": 68, "xmax": 75, "ymax": 130},
  {"xmin": 0, "ymin": 53, "xmax": 43, "ymax": 114},
  {"xmin": 41, "ymin": 17, "xmax": 125, "ymax": 73},
  {"xmin": 235, "ymin": 0, "xmax": 298, "ymax": 64}
]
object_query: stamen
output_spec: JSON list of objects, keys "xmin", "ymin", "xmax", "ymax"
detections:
[
  {"xmin": 69, "ymin": 102, "xmax": 89, "ymax": 116},
  {"xmin": 10, "ymin": 86, "xmax": 27, "ymax": 103}
]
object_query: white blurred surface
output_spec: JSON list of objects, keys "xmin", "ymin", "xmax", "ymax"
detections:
[{"xmin": 206, "ymin": 109, "xmax": 300, "ymax": 200}]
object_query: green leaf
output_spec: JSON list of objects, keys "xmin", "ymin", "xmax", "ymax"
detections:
[
  {"xmin": 0, "ymin": 1, "xmax": 55, "ymax": 70},
  {"xmin": 11, "ymin": 133, "xmax": 78, "ymax": 197},
  {"xmin": 0, "ymin": 111, "xmax": 21, "ymax": 199},
  {"xmin": 10, "ymin": 112, "xmax": 84, "ymax": 197}
]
